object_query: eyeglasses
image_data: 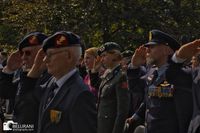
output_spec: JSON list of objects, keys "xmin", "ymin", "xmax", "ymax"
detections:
[
  {"xmin": 20, "ymin": 50, "xmax": 31, "ymax": 56},
  {"xmin": 45, "ymin": 49, "xmax": 68, "ymax": 58}
]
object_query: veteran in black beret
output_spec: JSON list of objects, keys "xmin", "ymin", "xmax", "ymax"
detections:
[
  {"xmin": 96, "ymin": 42, "xmax": 130, "ymax": 133},
  {"xmin": 0, "ymin": 32, "xmax": 48, "ymax": 132},
  {"xmin": 35, "ymin": 31, "xmax": 97, "ymax": 133},
  {"xmin": 97, "ymin": 42, "xmax": 121, "ymax": 55},
  {"xmin": 126, "ymin": 29, "xmax": 193, "ymax": 133},
  {"xmin": 18, "ymin": 32, "xmax": 47, "ymax": 51}
]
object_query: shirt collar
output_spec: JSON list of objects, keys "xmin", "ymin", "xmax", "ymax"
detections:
[
  {"xmin": 55, "ymin": 68, "xmax": 77, "ymax": 88},
  {"xmin": 101, "ymin": 64, "xmax": 120, "ymax": 78},
  {"xmin": 156, "ymin": 63, "xmax": 169, "ymax": 77}
]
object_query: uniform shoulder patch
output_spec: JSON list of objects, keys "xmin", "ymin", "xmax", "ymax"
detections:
[{"xmin": 120, "ymin": 81, "xmax": 128, "ymax": 89}]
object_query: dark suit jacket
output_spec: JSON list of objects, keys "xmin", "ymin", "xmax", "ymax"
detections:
[
  {"xmin": 37, "ymin": 71, "xmax": 97, "ymax": 133},
  {"xmin": 97, "ymin": 66, "xmax": 130, "ymax": 133},
  {"xmin": 0, "ymin": 70, "xmax": 51, "ymax": 133},
  {"xmin": 0, "ymin": 71, "xmax": 18, "ymax": 99},
  {"xmin": 127, "ymin": 66, "xmax": 146, "ymax": 115},
  {"xmin": 188, "ymin": 66, "xmax": 200, "ymax": 133}
]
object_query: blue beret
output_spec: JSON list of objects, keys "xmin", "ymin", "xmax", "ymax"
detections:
[
  {"xmin": 98, "ymin": 42, "xmax": 121, "ymax": 56},
  {"xmin": 42, "ymin": 31, "xmax": 81, "ymax": 53},
  {"xmin": 145, "ymin": 29, "xmax": 180, "ymax": 51},
  {"xmin": 18, "ymin": 32, "xmax": 48, "ymax": 51}
]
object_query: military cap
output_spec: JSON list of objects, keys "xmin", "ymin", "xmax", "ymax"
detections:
[
  {"xmin": 145, "ymin": 29, "xmax": 180, "ymax": 51},
  {"xmin": 42, "ymin": 31, "xmax": 81, "ymax": 53},
  {"xmin": 98, "ymin": 42, "xmax": 121, "ymax": 55},
  {"xmin": 122, "ymin": 50, "xmax": 133, "ymax": 58},
  {"xmin": 18, "ymin": 32, "xmax": 48, "ymax": 51}
]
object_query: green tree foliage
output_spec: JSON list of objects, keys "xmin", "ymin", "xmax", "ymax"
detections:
[{"xmin": 1, "ymin": 0, "xmax": 200, "ymax": 51}]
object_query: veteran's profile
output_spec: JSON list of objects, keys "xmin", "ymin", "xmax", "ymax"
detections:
[{"xmin": 32, "ymin": 31, "xmax": 97, "ymax": 133}]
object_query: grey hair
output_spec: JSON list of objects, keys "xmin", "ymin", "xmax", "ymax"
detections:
[{"xmin": 68, "ymin": 46, "xmax": 82, "ymax": 65}]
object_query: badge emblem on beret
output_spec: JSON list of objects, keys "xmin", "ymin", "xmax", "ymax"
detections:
[
  {"xmin": 149, "ymin": 31, "xmax": 152, "ymax": 41},
  {"xmin": 28, "ymin": 35, "xmax": 39, "ymax": 45},
  {"xmin": 55, "ymin": 35, "xmax": 68, "ymax": 46},
  {"xmin": 99, "ymin": 46, "xmax": 105, "ymax": 52}
]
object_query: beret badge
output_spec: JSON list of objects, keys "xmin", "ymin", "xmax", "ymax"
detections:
[
  {"xmin": 55, "ymin": 35, "xmax": 68, "ymax": 47},
  {"xmin": 28, "ymin": 35, "xmax": 39, "ymax": 45},
  {"xmin": 99, "ymin": 46, "xmax": 105, "ymax": 52},
  {"xmin": 149, "ymin": 31, "xmax": 152, "ymax": 41}
]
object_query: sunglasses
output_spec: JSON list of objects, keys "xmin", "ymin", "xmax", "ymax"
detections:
[{"xmin": 20, "ymin": 50, "xmax": 32, "ymax": 56}]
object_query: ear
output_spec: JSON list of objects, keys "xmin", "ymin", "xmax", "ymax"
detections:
[
  {"xmin": 65, "ymin": 50, "xmax": 72, "ymax": 62},
  {"xmin": 163, "ymin": 46, "xmax": 173, "ymax": 56},
  {"xmin": 166, "ymin": 47, "xmax": 174, "ymax": 56}
]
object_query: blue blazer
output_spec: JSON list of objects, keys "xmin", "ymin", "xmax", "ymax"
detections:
[{"xmin": 37, "ymin": 71, "xmax": 97, "ymax": 133}]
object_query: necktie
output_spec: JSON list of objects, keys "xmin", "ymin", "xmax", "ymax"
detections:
[
  {"xmin": 45, "ymin": 82, "xmax": 58, "ymax": 108},
  {"xmin": 151, "ymin": 69, "xmax": 158, "ymax": 84}
]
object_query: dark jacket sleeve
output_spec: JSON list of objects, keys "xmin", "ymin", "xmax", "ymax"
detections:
[
  {"xmin": 134, "ymin": 101, "xmax": 146, "ymax": 120},
  {"xmin": 127, "ymin": 66, "xmax": 146, "ymax": 93},
  {"xmin": 126, "ymin": 66, "xmax": 146, "ymax": 121},
  {"xmin": 0, "ymin": 71, "xmax": 17, "ymax": 98},
  {"xmin": 14, "ymin": 71, "xmax": 51, "ymax": 131},
  {"xmin": 166, "ymin": 59, "xmax": 193, "ymax": 133},
  {"xmin": 21, "ymin": 71, "xmax": 52, "ymax": 103},
  {"xmin": 112, "ymin": 74, "xmax": 130, "ymax": 133},
  {"xmin": 70, "ymin": 91, "xmax": 97, "ymax": 133},
  {"xmin": 13, "ymin": 73, "xmax": 39, "ymax": 127}
]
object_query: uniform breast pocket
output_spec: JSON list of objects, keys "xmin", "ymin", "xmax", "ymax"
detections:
[
  {"xmin": 98, "ymin": 112, "xmax": 116, "ymax": 119},
  {"xmin": 101, "ymin": 84, "xmax": 115, "ymax": 97}
]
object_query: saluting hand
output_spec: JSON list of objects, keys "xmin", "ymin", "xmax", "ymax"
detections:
[
  {"xmin": 176, "ymin": 39, "xmax": 200, "ymax": 60},
  {"xmin": 4, "ymin": 51, "xmax": 22, "ymax": 72},
  {"xmin": 28, "ymin": 49, "xmax": 46, "ymax": 78},
  {"xmin": 131, "ymin": 45, "xmax": 147, "ymax": 67}
]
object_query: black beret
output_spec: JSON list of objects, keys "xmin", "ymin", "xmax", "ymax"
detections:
[
  {"xmin": 98, "ymin": 42, "xmax": 121, "ymax": 56},
  {"xmin": 145, "ymin": 29, "xmax": 180, "ymax": 51},
  {"xmin": 122, "ymin": 50, "xmax": 133, "ymax": 58},
  {"xmin": 42, "ymin": 31, "xmax": 81, "ymax": 53},
  {"xmin": 18, "ymin": 32, "xmax": 48, "ymax": 51}
]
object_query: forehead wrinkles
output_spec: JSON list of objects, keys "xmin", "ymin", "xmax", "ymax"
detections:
[
  {"xmin": 21, "ymin": 46, "xmax": 40, "ymax": 51},
  {"xmin": 46, "ymin": 47, "xmax": 69, "ymax": 53}
]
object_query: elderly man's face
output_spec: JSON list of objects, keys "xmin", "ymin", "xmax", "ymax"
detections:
[
  {"xmin": 20, "ymin": 46, "xmax": 40, "ymax": 69},
  {"xmin": 44, "ymin": 48, "xmax": 68, "ymax": 77},
  {"xmin": 146, "ymin": 44, "xmax": 167, "ymax": 66}
]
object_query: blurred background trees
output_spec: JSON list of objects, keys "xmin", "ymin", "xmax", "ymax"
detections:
[{"xmin": 1, "ymin": 0, "xmax": 200, "ymax": 52}]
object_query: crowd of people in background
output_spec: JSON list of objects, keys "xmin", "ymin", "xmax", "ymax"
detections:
[{"xmin": 0, "ymin": 29, "xmax": 199, "ymax": 133}]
